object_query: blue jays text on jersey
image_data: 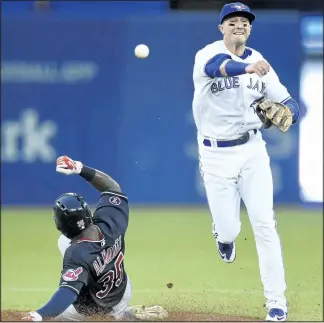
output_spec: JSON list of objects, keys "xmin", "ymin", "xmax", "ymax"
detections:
[
  {"xmin": 193, "ymin": 40, "xmax": 292, "ymax": 139},
  {"xmin": 210, "ymin": 76, "xmax": 266, "ymax": 95}
]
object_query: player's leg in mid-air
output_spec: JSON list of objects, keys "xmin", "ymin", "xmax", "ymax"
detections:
[
  {"xmin": 198, "ymin": 138, "xmax": 243, "ymax": 263},
  {"xmin": 198, "ymin": 132, "xmax": 287, "ymax": 320},
  {"xmin": 57, "ymin": 235, "xmax": 168, "ymax": 321},
  {"xmin": 238, "ymin": 134, "xmax": 287, "ymax": 318}
]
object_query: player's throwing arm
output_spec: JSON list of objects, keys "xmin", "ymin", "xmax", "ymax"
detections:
[{"xmin": 192, "ymin": 2, "xmax": 300, "ymax": 322}]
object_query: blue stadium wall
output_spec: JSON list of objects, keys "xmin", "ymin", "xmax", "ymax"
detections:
[{"xmin": 1, "ymin": 3, "xmax": 302, "ymax": 206}]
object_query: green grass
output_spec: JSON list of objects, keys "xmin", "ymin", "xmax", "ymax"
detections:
[{"xmin": 1, "ymin": 207, "xmax": 323, "ymax": 321}]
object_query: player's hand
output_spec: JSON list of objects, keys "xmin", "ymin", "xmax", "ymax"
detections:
[
  {"xmin": 245, "ymin": 60, "xmax": 270, "ymax": 77},
  {"xmin": 56, "ymin": 155, "xmax": 83, "ymax": 175},
  {"xmin": 22, "ymin": 311, "xmax": 42, "ymax": 322}
]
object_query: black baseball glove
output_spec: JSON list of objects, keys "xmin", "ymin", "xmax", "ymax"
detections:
[{"xmin": 256, "ymin": 99, "xmax": 293, "ymax": 132}]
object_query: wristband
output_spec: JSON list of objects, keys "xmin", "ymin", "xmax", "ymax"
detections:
[
  {"xmin": 225, "ymin": 60, "xmax": 249, "ymax": 77},
  {"xmin": 79, "ymin": 165, "xmax": 96, "ymax": 182}
]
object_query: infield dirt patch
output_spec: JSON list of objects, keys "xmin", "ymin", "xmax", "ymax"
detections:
[{"xmin": 1, "ymin": 310, "xmax": 259, "ymax": 322}]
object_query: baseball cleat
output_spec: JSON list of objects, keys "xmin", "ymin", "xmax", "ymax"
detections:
[
  {"xmin": 217, "ymin": 240, "xmax": 236, "ymax": 263},
  {"xmin": 265, "ymin": 308, "xmax": 287, "ymax": 321},
  {"xmin": 128, "ymin": 305, "xmax": 168, "ymax": 321}
]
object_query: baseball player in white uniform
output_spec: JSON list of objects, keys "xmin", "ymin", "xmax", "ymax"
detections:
[{"xmin": 192, "ymin": 2, "xmax": 300, "ymax": 321}]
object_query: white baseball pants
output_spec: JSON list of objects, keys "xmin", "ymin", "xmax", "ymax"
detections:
[{"xmin": 198, "ymin": 130, "xmax": 287, "ymax": 311}]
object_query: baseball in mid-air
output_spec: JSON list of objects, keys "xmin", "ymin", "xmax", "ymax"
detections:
[{"xmin": 134, "ymin": 44, "xmax": 149, "ymax": 59}]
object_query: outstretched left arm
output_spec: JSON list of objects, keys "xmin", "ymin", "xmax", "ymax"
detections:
[
  {"xmin": 79, "ymin": 164, "xmax": 121, "ymax": 193},
  {"xmin": 281, "ymin": 96, "xmax": 300, "ymax": 124},
  {"xmin": 23, "ymin": 287, "xmax": 78, "ymax": 321},
  {"xmin": 263, "ymin": 65, "xmax": 300, "ymax": 130}
]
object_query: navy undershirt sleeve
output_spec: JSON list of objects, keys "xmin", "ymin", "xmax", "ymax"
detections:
[
  {"xmin": 204, "ymin": 54, "xmax": 232, "ymax": 77},
  {"xmin": 36, "ymin": 287, "xmax": 78, "ymax": 319},
  {"xmin": 205, "ymin": 54, "xmax": 249, "ymax": 78},
  {"xmin": 282, "ymin": 97, "xmax": 300, "ymax": 124}
]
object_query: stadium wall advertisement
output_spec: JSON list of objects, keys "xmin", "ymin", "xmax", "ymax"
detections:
[{"xmin": 1, "ymin": 12, "xmax": 301, "ymax": 206}]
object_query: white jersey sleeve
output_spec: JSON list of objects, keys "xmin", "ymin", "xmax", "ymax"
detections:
[
  {"xmin": 264, "ymin": 63, "xmax": 291, "ymax": 103},
  {"xmin": 193, "ymin": 42, "xmax": 230, "ymax": 80},
  {"xmin": 192, "ymin": 41, "xmax": 294, "ymax": 139},
  {"xmin": 194, "ymin": 50, "xmax": 207, "ymax": 77}
]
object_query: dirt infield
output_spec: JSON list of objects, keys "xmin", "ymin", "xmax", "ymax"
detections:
[{"xmin": 1, "ymin": 310, "xmax": 258, "ymax": 322}]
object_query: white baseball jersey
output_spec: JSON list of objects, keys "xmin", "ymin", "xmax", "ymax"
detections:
[{"xmin": 192, "ymin": 40, "xmax": 292, "ymax": 140}]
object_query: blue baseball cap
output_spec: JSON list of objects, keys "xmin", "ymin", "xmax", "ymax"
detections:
[{"xmin": 220, "ymin": 2, "xmax": 256, "ymax": 24}]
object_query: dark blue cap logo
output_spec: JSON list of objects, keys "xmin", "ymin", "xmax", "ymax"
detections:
[{"xmin": 231, "ymin": 3, "xmax": 247, "ymax": 10}]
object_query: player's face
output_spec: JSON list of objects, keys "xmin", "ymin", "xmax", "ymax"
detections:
[{"xmin": 219, "ymin": 16, "xmax": 252, "ymax": 45}]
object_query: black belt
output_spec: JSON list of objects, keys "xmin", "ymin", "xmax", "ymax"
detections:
[{"xmin": 203, "ymin": 129, "xmax": 257, "ymax": 148}]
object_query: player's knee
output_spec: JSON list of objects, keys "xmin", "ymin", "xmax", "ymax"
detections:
[
  {"xmin": 227, "ymin": 224, "xmax": 241, "ymax": 242},
  {"xmin": 57, "ymin": 234, "xmax": 71, "ymax": 257},
  {"xmin": 212, "ymin": 222, "xmax": 240, "ymax": 243}
]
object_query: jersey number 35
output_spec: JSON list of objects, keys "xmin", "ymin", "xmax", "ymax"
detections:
[{"xmin": 96, "ymin": 252, "xmax": 124, "ymax": 299}]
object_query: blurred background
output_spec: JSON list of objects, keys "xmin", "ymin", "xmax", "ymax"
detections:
[
  {"xmin": 1, "ymin": 2, "xmax": 323, "ymax": 320},
  {"xmin": 1, "ymin": 0, "xmax": 323, "ymax": 208}
]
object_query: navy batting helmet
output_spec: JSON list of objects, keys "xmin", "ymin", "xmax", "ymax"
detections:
[{"xmin": 53, "ymin": 193, "xmax": 92, "ymax": 239}]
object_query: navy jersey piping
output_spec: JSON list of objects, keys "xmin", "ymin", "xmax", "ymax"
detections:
[
  {"xmin": 76, "ymin": 225, "xmax": 105, "ymax": 244},
  {"xmin": 100, "ymin": 191, "xmax": 128, "ymax": 200},
  {"xmin": 59, "ymin": 284, "xmax": 81, "ymax": 295}
]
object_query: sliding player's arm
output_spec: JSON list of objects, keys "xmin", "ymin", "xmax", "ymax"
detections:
[{"xmin": 56, "ymin": 155, "xmax": 121, "ymax": 193}]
